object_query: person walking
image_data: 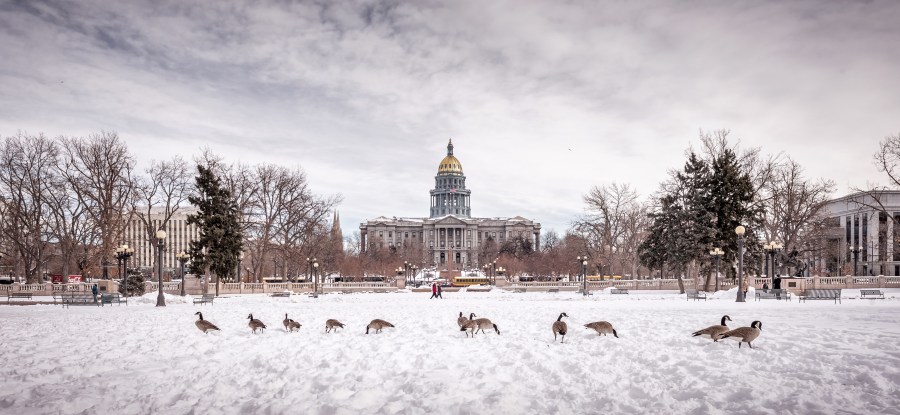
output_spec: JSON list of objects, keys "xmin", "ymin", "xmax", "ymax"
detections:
[
  {"xmin": 430, "ymin": 283, "xmax": 438, "ymax": 299},
  {"xmin": 741, "ymin": 278, "xmax": 749, "ymax": 297},
  {"xmin": 91, "ymin": 283, "xmax": 99, "ymax": 303},
  {"xmin": 437, "ymin": 283, "xmax": 443, "ymax": 299}
]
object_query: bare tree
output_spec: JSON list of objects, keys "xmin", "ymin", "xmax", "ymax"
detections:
[
  {"xmin": 132, "ymin": 156, "xmax": 193, "ymax": 267},
  {"xmin": 761, "ymin": 158, "xmax": 835, "ymax": 276},
  {"xmin": 0, "ymin": 133, "xmax": 58, "ymax": 283},
  {"xmin": 573, "ymin": 183, "xmax": 643, "ymax": 276},
  {"xmin": 45, "ymin": 159, "xmax": 98, "ymax": 278},
  {"xmin": 58, "ymin": 132, "xmax": 136, "ymax": 278}
]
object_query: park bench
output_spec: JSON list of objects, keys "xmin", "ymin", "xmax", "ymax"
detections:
[
  {"xmin": 513, "ymin": 288, "xmax": 526, "ymax": 293},
  {"xmin": 61, "ymin": 293, "xmax": 97, "ymax": 308},
  {"xmin": 580, "ymin": 289, "xmax": 594, "ymax": 296},
  {"xmin": 685, "ymin": 289, "xmax": 707, "ymax": 301},
  {"xmin": 7, "ymin": 292, "xmax": 32, "ymax": 303},
  {"xmin": 755, "ymin": 289, "xmax": 791, "ymax": 302},
  {"xmin": 270, "ymin": 292, "xmax": 291, "ymax": 298},
  {"xmin": 193, "ymin": 294, "xmax": 215, "ymax": 305},
  {"xmin": 859, "ymin": 289, "xmax": 885, "ymax": 300},
  {"xmin": 100, "ymin": 293, "xmax": 127, "ymax": 306},
  {"xmin": 799, "ymin": 289, "xmax": 842, "ymax": 304},
  {"xmin": 548, "ymin": 288, "xmax": 559, "ymax": 294},
  {"xmin": 610, "ymin": 288, "xmax": 629, "ymax": 295}
]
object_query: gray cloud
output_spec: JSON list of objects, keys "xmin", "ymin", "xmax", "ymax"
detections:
[{"xmin": 0, "ymin": 0, "xmax": 898, "ymax": 237}]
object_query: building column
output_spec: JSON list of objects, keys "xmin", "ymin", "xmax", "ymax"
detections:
[{"xmin": 889, "ymin": 215, "xmax": 895, "ymax": 275}]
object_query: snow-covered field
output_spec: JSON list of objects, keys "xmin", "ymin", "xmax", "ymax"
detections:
[{"xmin": 2, "ymin": 289, "xmax": 900, "ymax": 415}]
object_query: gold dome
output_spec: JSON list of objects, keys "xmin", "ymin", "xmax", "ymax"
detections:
[{"xmin": 438, "ymin": 155, "xmax": 463, "ymax": 174}]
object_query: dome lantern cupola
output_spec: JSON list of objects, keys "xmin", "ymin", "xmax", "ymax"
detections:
[
  {"xmin": 437, "ymin": 138, "xmax": 463, "ymax": 174},
  {"xmin": 430, "ymin": 139, "xmax": 471, "ymax": 217}
]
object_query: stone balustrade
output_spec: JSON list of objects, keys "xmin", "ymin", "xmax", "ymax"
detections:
[{"xmin": 4, "ymin": 276, "xmax": 900, "ymax": 297}]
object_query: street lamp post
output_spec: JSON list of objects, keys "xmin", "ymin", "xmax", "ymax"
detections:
[
  {"xmin": 849, "ymin": 246, "xmax": 862, "ymax": 276},
  {"xmin": 576, "ymin": 255, "xmax": 588, "ymax": 295},
  {"xmin": 155, "ymin": 230, "xmax": 167, "ymax": 307},
  {"xmin": 175, "ymin": 251, "xmax": 191, "ymax": 297},
  {"xmin": 735, "ymin": 225, "xmax": 746, "ymax": 303},
  {"xmin": 313, "ymin": 261, "xmax": 319, "ymax": 298},
  {"xmin": 491, "ymin": 260, "xmax": 497, "ymax": 285},
  {"xmin": 116, "ymin": 245, "xmax": 134, "ymax": 296},
  {"xmin": 176, "ymin": 251, "xmax": 189, "ymax": 296},
  {"xmin": 710, "ymin": 247, "xmax": 724, "ymax": 292},
  {"xmin": 306, "ymin": 257, "xmax": 316, "ymax": 283},
  {"xmin": 115, "ymin": 247, "xmax": 124, "ymax": 292},
  {"xmin": 272, "ymin": 258, "xmax": 278, "ymax": 282}
]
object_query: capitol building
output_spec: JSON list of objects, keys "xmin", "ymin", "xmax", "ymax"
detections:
[{"xmin": 359, "ymin": 140, "xmax": 541, "ymax": 269}]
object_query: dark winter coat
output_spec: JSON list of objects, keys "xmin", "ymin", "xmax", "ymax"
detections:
[
  {"xmin": 91, "ymin": 285, "xmax": 99, "ymax": 295},
  {"xmin": 432, "ymin": 284, "xmax": 437, "ymax": 294}
]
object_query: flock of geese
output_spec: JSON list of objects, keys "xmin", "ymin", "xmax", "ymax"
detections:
[
  {"xmin": 193, "ymin": 311, "xmax": 762, "ymax": 348},
  {"xmin": 193, "ymin": 312, "xmax": 394, "ymax": 335}
]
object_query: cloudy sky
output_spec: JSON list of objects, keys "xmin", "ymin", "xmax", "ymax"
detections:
[{"xmin": 1, "ymin": 0, "xmax": 898, "ymax": 236}]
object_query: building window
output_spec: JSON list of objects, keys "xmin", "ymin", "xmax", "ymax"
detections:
[
  {"xmin": 405, "ymin": 232, "xmax": 408, "ymax": 238},
  {"xmin": 379, "ymin": 231, "xmax": 383, "ymax": 237},
  {"xmin": 430, "ymin": 241, "xmax": 434, "ymax": 247},
  {"xmin": 389, "ymin": 231, "xmax": 393, "ymax": 237}
]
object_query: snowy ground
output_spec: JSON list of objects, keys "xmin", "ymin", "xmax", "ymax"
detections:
[{"xmin": 2, "ymin": 289, "xmax": 900, "ymax": 415}]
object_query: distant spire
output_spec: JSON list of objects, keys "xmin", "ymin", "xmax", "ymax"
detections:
[
  {"xmin": 447, "ymin": 138, "xmax": 454, "ymax": 156},
  {"xmin": 332, "ymin": 211, "xmax": 341, "ymax": 236}
]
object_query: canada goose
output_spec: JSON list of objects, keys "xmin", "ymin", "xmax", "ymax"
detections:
[
  {"xmin": 283, "ymin": 314, "xmax": 301, "ymax": 332},
  {"xmin": 584, "ymin": 321, "xmax": 619, "ymax": 338},
  {"xmin": 366, "ymin": 319, "xmax": 395, "ymax": 334},
  {"xmin": 194, "ymin": 312, "xmax": 220, "ymax": 334},
  {"xmin": 719, "ymin": 321, "xmax": 762, "ymax": 348},
  {"xmin": 325, "ymin": 319, "xmax": 344, "ymax": 333},
  {"xmin": 472, "ymin": 317, "xmax": 500, "ymax": 335},
  {"xmin": 552, "ymin": 312, "xmax": 569, "ymax": 343},
  {"xmin": 460, "ymin": 319, "xmax": 478, "ymax": 338},
  {"xmin": 691, "ymin": 315, "xmax": 732, "ymax": 341},
  {"xmin": 457, "ymin": 312, "xmax": 468, "ymax": 327},
  {"xmin": 247, "ymin": 314, "xmax": 267, "ymax": 334}
]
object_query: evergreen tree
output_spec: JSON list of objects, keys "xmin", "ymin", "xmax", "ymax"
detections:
[
  {"xmin": 707, "ymin": 148, "xmax": 762, "ymax": 280},
  {"xmin": 639, "ymin": 143, "xmax": 762, "ymax": 291},
  {"xmin": 187, "ymin": 164, "xmax": 243, "ymax": 283}
]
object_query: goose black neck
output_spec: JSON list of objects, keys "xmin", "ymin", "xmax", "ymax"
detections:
[{"xmin": 557, "ymin": 314, "xmax": 565, "ymax": 321}]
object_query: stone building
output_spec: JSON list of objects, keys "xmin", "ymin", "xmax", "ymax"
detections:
[
  {"xmin": 122, "ymin": 206, "xmax": 200, "ymax": 271},
  {"xmin": 821, "ymin": 190, "xmax": 900, "ymax": 276},
  {"xmin": 359, "ymin": 140, "xmax": 541, "ymax": 269}
]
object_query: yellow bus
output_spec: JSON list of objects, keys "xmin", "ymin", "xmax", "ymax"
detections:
[{"xmin": 453, "ymin": 276, "xmax": 490, "ymax": 286}]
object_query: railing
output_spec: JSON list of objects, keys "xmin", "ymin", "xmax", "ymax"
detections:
[
  {"xmin": 4, "ymin": 276, "xmax": 900, "ymax": 296},
  {"xmin": 817, "ymin": 277, "xmax": 846, "ymax": 286},
  {"xmin": 324, "ymin": 282, "xmax": 394, "ymax": 288},
  {"xmin": 145, "ymin": 282, "xmax": 182, "ymax": 293}
]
